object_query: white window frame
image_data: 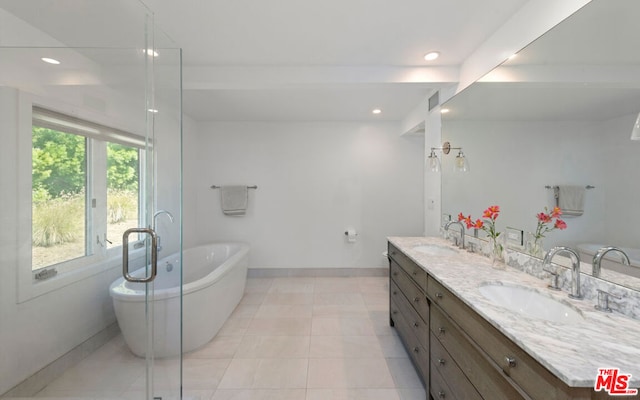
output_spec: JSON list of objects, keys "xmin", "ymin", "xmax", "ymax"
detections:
[{"xmin": 17, "ymin": 94, "xmax": 148, "ymax": 303}]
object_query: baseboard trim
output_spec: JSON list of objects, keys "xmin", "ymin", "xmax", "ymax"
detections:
[
  {"xmin": 247, "ymin": 267, "xmax": 388, "ymax": 278},
  {"xmin": 1, "ymin": 322, "xmax": 120, "ymax": 398}
]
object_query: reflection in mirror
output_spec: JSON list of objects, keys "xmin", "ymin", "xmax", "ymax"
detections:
[{"xmin": 440, "ymin": 0, "xmax": 640, "ymax": 290}]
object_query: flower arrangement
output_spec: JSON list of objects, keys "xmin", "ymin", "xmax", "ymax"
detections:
[
  {"xmin": 458, "ymin": 205, "xmax": 501, "ymax": 241},
  {"xmin": 458, "ymin": 205, "xmax": 504, "ymax": 265},
  {"xmin": 534, "ymin": 206, "xmax": 567, "ymax": 239},
  {"xmin": 528, "ymin": 206, "xmax": 567, "ymax": 256}
]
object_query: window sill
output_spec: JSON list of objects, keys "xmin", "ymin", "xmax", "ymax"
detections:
[{"xmin": 18, "ymin": 247, "xmax": 148, "ymax": 304}]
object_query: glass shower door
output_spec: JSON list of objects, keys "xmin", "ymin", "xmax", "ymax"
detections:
[
  {"xmin": 0, "ymin": 1, "xmax": 183, "ymax": 399},
  {"xmin": 119, "ymin": 11, "xmax": 184, "ymax": 400},
  {"xmin": 133, "ymin": 32, "xmax": 184, "ymax": 399}
]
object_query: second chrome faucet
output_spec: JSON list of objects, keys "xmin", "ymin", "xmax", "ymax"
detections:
[
  {"xmin": 543, "ymin": 246, "xmax": 583, "ymax": 300},
  {"xmin": 592, "ymin": 246, "xmax": 630, "ymax": 278},
  {"xmin": 444, "ymin": 220, "xmax": 465, "ymax": 249}
]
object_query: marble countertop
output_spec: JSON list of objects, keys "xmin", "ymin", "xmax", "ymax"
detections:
[{"xmin": 388, "ymin": 236, "xmax": 640, "ymax": 388}]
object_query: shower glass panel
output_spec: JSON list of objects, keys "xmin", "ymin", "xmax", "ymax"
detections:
[{"xmin": 0, "ymin": 1, "xmax": 182, "ymax": 399}]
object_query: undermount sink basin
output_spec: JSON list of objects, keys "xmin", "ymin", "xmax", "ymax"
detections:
[
  {"xmin": 478, "ymin": 282, "xmax": 584, "ymax": 324},
  {"xmin": 413, "ymin": 244, "xmax": 459, "ymax": 256}
]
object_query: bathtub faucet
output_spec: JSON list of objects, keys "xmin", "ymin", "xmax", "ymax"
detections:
[{"xmin": 153, "ymin": 210, "xmax": 175, "ymax": 253}]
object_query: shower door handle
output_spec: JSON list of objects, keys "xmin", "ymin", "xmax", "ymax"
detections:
[{"xmin": 122, "ymin": 227, "xmax": 158, "ymax": 283}]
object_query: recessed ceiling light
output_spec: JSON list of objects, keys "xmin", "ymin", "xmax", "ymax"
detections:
[
  {"xmin": 440, "ymin": 108, "xmax": 450, "ymax": 114},
  {"xmin": 148, "ymin": 108, "xmax": 159, "ymax": 113},
  {"xmin": 41, "ymin": 57, "xmax": 60, "ymax": 65},
  {"xmin": 424, "ymin": 52, "xmax": 440, "ymax": 61},
  {"xmin": 143, "ymin": 49, "xmax": 159, "ymax": 57},
  {"xmin": 372, "ymin": 108, "xmax": 382, "ymax": 115}
]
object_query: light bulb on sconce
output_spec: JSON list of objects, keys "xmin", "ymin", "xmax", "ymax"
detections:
[
  {"xmin": 427, "ymin": 149, "xmax": 441, "ymax": 172},
  {"xmin": 631, "ymin": 112, "xmax": 640, "ymax": 140},
  {"xmin": 427, "ymin": 141, "xmax": 469, "ymax": 173},
  {"xmin": 454, "ymin": 150, "xmax": 470, "ymax": 173}
]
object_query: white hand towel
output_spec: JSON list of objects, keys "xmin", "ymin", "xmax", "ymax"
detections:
[
  {"xmin": 220, "ymin": 185, "xmax": 248, "ymax": 216},
  {"xmin": 557, "ymin": 185, "xmax": 585, "ymax": 217}
]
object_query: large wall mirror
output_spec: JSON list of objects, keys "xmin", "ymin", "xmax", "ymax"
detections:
[{"xmin": 441, "ymin": 0, "xmax": 640, "ymax": 290}]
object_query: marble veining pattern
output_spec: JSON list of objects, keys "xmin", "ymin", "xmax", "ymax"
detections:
[{"xmin": 388, "ymin": 236, "xmax": 640, "ymax": 388}]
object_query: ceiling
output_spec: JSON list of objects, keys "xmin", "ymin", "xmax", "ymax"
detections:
[
  {"xmin": 443, "ymin": 0, "xmax": 640, "ymax": 123},
  {"xmin": 0, "ymin": 0, "xmax": 531, "ymax": 122},
  {"xmin": 147, "ymin": 0, "xmax": 529, "ymax": 122}
]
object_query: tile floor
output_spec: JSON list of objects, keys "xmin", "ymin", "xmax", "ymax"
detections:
[{"xmin": 7, "ymin": 276, "xmax": 426, "ymax": 400}]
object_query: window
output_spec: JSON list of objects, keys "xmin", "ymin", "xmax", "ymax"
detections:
[
  {"xmin": 31, "ymin": 107, "xmax": 144, "ymax": 274},
  {"xmin": 106, "ymin": 142, "xmax": 140, "ymax": 249},
  {"xmin": 32, "ymin": 127, "xmax": 88, "ymax": 269}
]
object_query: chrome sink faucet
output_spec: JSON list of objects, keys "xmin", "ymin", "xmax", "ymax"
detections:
[
  {"xmin": 543, "ymin": 246, "xmax": 583, "ymax": 300},
  {"xmin": 444, "ymin": 220, "xmax": 465, "ymax": 249},
  {"xmin": 592, "ymin": 246, "xmax": 630, "ymax": 278}
]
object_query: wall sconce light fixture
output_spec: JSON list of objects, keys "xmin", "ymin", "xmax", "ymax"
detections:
[{"xmin": 428, "ymin": 141, "xmax": 469, "ymax": 173}]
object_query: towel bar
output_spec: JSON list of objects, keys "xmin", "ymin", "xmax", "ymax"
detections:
[
  {"xmin": 211, "ymin": 185, "xmax": 258, "ymax": 189},
  {"xmin": 544, "ymin": 185, "xmax": 594, "ymax": 189}
]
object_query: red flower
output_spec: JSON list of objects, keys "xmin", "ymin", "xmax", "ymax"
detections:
[
  {"xmin": 536, "ymin": 212, "xmax": 552, "ymax": 223},
  {"xmin": 533, "ymin": 206, "xmax": 568, "ymax": 240},
  {"xmin": 554, "ymin": 219, "xmax": 567, "ymax": 230},
  {"xmin": 457, "ymin": 213, "xmax": 474, "ymax": 229},
  {"xmin": 482, "ymin": 205, "xmax": 500, "ymax": 220},
  {"xmin": 458, "ymin": 206, "xmax": 498, "ymax": 239}
]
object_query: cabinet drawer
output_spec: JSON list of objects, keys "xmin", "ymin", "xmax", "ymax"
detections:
[
  {"xmin": 388, "ymin": 242, "xmax": 427, "ymax": 291},
  {"xmin": 390, "ymin": 261, "xmax": 428, "ymax": 323},
  {"xmin": 390, "ymin": 297, "xmax": 429, "ymax": 383},
  {"xmin": 431, "ymin": 332, "xmax": 483, "ymax": 400},
  {"xmin": 390, "ymin": 280, "xmax": 428, "ymax": 350},
  {"xmin": 430, "ymin": 363, "xmax": 456, "ymax": 400},
  {"xmin": 430, "ymin": 305, "xmax": 529, "ymax": 400},
  {"xmin": 428, "ymin": 278, "xmax": 587, "ymax": 400}
]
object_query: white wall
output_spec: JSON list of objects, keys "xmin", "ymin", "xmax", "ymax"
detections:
[
  {"xmin": 183, "ymin": 121, "xmax": 424, "ymax": 268},
  {"xmin": 441, "ymin": 119, "xmax": 608, "ymax": 249},
  {"xmin": 601, "ymin": 113, "xmax": 640, "ymax": 247},
  {"xmin": 0, "ymin": 87, "xmax": 116, "ymax": 394}
]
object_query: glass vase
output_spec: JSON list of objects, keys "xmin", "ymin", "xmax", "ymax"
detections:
[
  {"xmin": 489, "ymin": 235, "xmax": 505, "ymax": 269},
  {"xmin": 525, "ymin": 232, "xmax": 544, "ymax": 258}
]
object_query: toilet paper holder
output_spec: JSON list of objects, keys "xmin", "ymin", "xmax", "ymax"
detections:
[{"xmin": 344, "ymin": 229, "xmax": 358, "ymax": 243}]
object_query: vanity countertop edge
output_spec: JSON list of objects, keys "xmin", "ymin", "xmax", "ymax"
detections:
[{"xmin": 388, "ymin": 236, "xmax": 640, "ymax": 388}]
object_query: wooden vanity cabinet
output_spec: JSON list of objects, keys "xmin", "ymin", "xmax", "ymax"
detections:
[
  {"xmin": 427, "ymin": 278, "xmax": 607, "ymax": 400},
  {"xmin": 389, "ymin": 241, "xmax": 615, "ymax": 400},
  {"xmin": 388, "ymin": 243, "xmax": 429, "ymax": 386}
]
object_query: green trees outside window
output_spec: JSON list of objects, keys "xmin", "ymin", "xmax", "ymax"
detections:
[{"xmin": 32, "ymin": 126, "xmax": 140, "ymax": 269}]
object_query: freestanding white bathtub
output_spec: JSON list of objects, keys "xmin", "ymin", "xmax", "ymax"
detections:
[{"xmin": 109, "ymin": 242, "xmax": 249, "ymax": 357}]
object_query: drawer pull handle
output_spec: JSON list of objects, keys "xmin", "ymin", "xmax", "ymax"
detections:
[
  {"xmin": 392, "ymin": 290, "xmax": 397, "ymax": 295},
  {"xmin": 391, "ymin": 251, "xmax": 396, "ymax": 255},
  {"xmin": 413, "ymin": 321, "xmax": 419, "ymax": 327},
  {"xmin": 413, "ymin": 347, "xmax": 419, "ymax": 353},
  {"xmin": 413, "ymin": 296, "xmax": 420, "ymax": 302},
  {"xmin": 505, "ymin": 356, "xmax": 517, "ymax": 368},
  {"xmin": 438, "ymin": 358, "xmax": 446, "ymax": 366},
  {"xmin": 435, "ymin": 292, "xmax": 443, "ymax": 299},
  {"xmin": 438, "ymin": 391, "xmax": 446, "ymax": 398},
  {"xmin": 392, "ymin": 310, "xmax": 398, "ymax": 315},
  {"xmin": 412, "ymin": 271, "xmax": 418, "ymax": 275},
  {"xmin": 393, "ymin": 272, "xmax": 398, "ymax": 276},
  {"xmin": 438, "ymin": 327, "xmax": 445, "ymax": 333}
]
